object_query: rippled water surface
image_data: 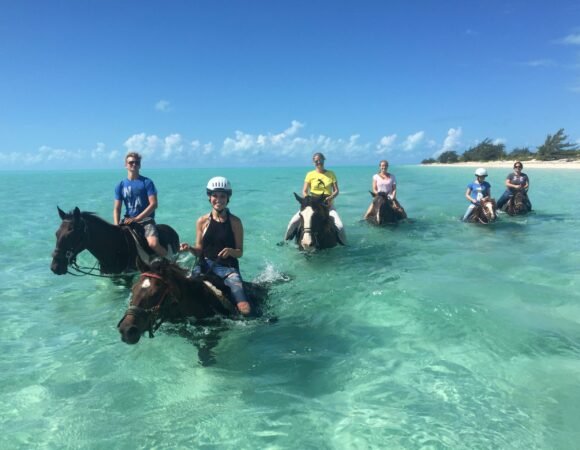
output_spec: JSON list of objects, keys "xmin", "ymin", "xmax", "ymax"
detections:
[{"xmin": 1, "ymin": 166, "xmax": 579, "ymax": 449}]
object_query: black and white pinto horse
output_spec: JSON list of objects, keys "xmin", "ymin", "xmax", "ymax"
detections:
[
  {"xmin": 466, "ymin": 198, "xmax": 498, "ymax": 224},
  {"xmin": 502, "ymin": 190, "xmax": 532, "ymax": 216},
  {"xmin": 288, "ymin": 194, "xmax": 342, "ymax": 251},
  {"xmin": 366, "ymin": 192, "xmax": 407, "ymax": 226},
  {"xmin": 51, "ymin": 207, "xmax": 179, "ymax": 276}
]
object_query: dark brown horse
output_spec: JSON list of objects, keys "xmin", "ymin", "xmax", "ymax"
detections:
[
  {"xmin": 51, "ymin": 207, "xmax": 179, "ymax": 276},
  {"xmin": 117, "ymin": 258, "xmax": 269, "ymax": 345},
  {"xmin": 466, "ymin": 198, "xmax": 498, "ymax": 224},
  {"xmin": 291, "ymin": 194, "xmax": 341, "ymax": 251},
  {"xmin": 366, "ymin": 192, "xmax": 407, "ymax": 226},
  {"xmin": 502, "ymin": 190, "xmax": 532, "ymax": 216}
]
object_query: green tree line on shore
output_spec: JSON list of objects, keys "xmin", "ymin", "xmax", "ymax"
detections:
[{"xmin": 422, "ymin": 128, "xmax": 580, "ymax": 164}]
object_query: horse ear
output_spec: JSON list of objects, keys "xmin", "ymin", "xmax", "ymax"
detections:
[
  {"xmin": 73, "ymin": 207, "xmax": 81, "ymax": 221},
  {"xmin": 136, "ymin": 256, "xmax": 149, "ymax": 273},
  {"xmin": 57, "ymin": 206, "xmax": 67, "ymax": 220},
  {"xmin": 293, "ymin": 192, "xmax": 304, "ymax": 204},
  {"xmin": 369, "ymin": 191, "xmax": 376, "ymax": 197}
]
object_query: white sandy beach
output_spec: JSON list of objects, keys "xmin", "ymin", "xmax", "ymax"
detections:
[{"xmin": 422, "ymin": 159, "xmax": 580, "ymax": 169}]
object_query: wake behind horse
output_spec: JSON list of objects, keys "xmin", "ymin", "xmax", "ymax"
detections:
[
  {"xmin": 466, "ymin": 198, "xmax": 498, "ymax": 224},
  {"xmin": 51, "ymin": 207, "xmax": 179, "ymax": 276},
  {"xmin": 366, "ymin": 192, "xmax": 407, "ymax": 226},
  {"xmin": 288, "ymin": 193, "xmax": 342, "ymax": 251},
  {"xmin": 117, "ymin": 258, "xmax": 269, "ymax": 345}
]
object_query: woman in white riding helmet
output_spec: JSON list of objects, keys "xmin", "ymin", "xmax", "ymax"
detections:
[
  {"xmin": 179, "ymin": 177, "xmax": 251, "ymax": 315},
  {"xmin": 462, "ymin": 168, "xmax": 491, "ymax": 221}
]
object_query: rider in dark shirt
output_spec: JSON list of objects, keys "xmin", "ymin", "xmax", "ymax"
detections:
[
  {"xmin": 179, "ymin": 177, "xmax": 250, "ymax": 316},
  {"xmin": 496, "ymin": 161, "xmax": 532, "ymax": 210}
]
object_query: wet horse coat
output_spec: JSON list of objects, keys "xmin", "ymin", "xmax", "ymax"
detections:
[
  {"xmin": 51, "ymin": 207, "xmax": 179, "ymax": 275},
  {"xmin": 366, "ymin": 192, "xmax": 407, "ymax": 226},
  {"xmin": 466, "ymin": 198, "xmax": 498, "ymax": 224},
  {"xmin": 291, "ymin": 194, "xmax": 341, "ymax": 251},
  {"xmin": 117, "ymin": 258, "xmax": 269, "ymax": 345},
  {"xmin": 502, "ymin": 190, "xmax": 532, "ymax": 216}
]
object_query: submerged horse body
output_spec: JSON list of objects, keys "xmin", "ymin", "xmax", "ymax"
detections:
[
  {"xmin": 466, "ymin": 198, "xmax": 498, "ymax": 224},
  {"xmin": 51, "ymin": 207, "xmax": 179, "ymax": 276},
  {"xmin": 288, "ymin": 193, "xmax": 343, "ymax": 251},
  {"xmin": 502, "ymin": 190, "xmax": 532, "ymax": 216},
  {"xmin": 366, "ymin": 192, "xmax": 407, "ymax": 226},
  {"xmin": 117, "ymin": 258, "xmax": 269, "ymax": 345}
]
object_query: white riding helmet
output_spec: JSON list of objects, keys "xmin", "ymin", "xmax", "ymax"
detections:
[
  {"xmin": 206, "ymin": 176, "xmax": 232, "ymax": 196},
  {"xmin": 474, "ymin": 168, "xmax": 488, "ymax": 177}
]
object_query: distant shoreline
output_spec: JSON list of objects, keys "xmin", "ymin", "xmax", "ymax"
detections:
[{"xmin": 420, "ymin": 160, "xmax": 580, "ymax": 170}]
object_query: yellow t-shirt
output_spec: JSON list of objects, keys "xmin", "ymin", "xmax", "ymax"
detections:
[{"xmin": 304, "ymin": 170, "xmax": 337, "ymax": 196}]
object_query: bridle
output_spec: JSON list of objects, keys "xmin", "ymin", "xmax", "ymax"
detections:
[
  {"xmin": 53, "ymin": 216, "xmax": 134, "ymax": 277},
  {"xmin": 299, "ymin": 208, "xmax": 321, "ymax": 248},
  {"xmin": 52, "ymin": 218, "xmax": 90, "ymax": 273},
  {"xmin": 476, "ymin": 200, "xmax": 496, "ymax": 224},
  {"xmin": 117, "ymin": 272, "xmax": 175, "ymax": 338}
]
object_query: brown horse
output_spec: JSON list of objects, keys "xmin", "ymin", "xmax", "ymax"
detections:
[
  {"xmin": 466, "ymin": 198, "xmax": 498, "ymax": 224},
  {"xmin": 117, "ymin": 258, "xmax": 269, "ymax": 345},
  {"xmin": 366, "ymin": 192, "xmax": 407, "ymax": 226},
  {"xmin": 502, "ymin": 190, "xmax": 532, "ymax": 216},
  {"xmin": 51, "ymin": 207, "xmax": 179, "ymax": 276},
  {"xmin": 290, "ymin": 194, "xmax": 341, "ymax": 251}
]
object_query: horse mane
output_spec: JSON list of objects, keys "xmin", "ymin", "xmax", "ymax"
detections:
[
  {"xmin": 147, "ymin": 258, "xmax": 189, "ymax": 281},
  {"xmin": 80, "ymin": 211, "xmax": 112, "ymax": 227}
]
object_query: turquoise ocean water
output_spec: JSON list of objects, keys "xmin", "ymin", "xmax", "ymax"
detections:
[{"xmin": 1, "ymin": 165, "xmax": 579, "ymax": 449}]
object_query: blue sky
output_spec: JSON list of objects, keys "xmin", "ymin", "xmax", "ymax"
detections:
[{"xmin": 1, "ymin": 0, "xmax": 579, "ymax": 169}]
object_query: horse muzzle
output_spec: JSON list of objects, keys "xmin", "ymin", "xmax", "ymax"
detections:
[
  {"xmin": 50, "ymin": 257, "xmax": 68, "ymax": 275},
  {"xmin": 118, "ymin": 316, "xmax": 143, "ymax": 345}
]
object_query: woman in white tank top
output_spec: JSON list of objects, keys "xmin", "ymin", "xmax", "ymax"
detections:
[{"xmin": 364, "ymin": 160, "xmax": 404, "ymax": 219}]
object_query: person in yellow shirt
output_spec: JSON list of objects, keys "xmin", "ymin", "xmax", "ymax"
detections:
[{"xmin": 285, "ymin": 152, "xmax": 346, "ymax": 244}]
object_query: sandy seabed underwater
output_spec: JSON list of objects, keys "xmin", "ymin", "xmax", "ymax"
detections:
[{"xmin": 1, "ymin": 165, "xmax": 579, "ymax": 449}]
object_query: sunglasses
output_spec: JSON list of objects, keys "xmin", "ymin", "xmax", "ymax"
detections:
[
  {"xmin": 313, "ymin": 160, "xmax": 323, "ymax": 164},
  {"xmin": 127, "ymin": 160, "xmax": 140, "ymax": 166},
  {"xmin": 514, "ymin": 166, "xmax": 522, "ymax": 169}
]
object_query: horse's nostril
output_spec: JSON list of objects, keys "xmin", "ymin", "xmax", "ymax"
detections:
[{"xmin": 123, "ymin": 326, "xmax": 141, "ymax": 345}]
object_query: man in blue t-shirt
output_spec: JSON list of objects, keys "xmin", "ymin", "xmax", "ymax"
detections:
[{"xmin": 113, "ymin": 152, "xmax": 166, "ymax": 257}]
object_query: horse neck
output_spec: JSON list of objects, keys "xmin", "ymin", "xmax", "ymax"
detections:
[
  {"xmin": 172, "ymin": 275, "xmax": 215, "ymax": 317},
  {"xmin": 83, "ymin": 214, "xmax": 126, "ymax": 261}
]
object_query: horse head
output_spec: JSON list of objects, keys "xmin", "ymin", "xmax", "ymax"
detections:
[
  {"xmin": 51, "ymin": 207, "xmax": 87, "ymax": 275},
  {"xmin": 368, "ymin": 192, "xmax": 398, "ymax": 225},
  {"xmin": 294, "ymin": 193, "xmax": 331, "ymax": 251},
  {"xmin": 508, "ymin": 190, "xmax": 530, "ymax": 215},
  {"xmin": 117, "ymin": 258, "xmax": 186, "ymax": 344},
  {"xmin": 477, "ymin": 198, "xmax": 498, "ymax": 224}
]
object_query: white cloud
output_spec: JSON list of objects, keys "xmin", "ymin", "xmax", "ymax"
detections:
[
  {"xmin": 155, "ymin": 100, "xmax": 171, "ymax": 112},
  {"xmin": 162, "ymin": 134, "xmax": 183, "ymax": 159},
  {"xmin": 402, "ymin": 131, "xmax": 425, "ymax": 151},
  {"xmin": 558, "ymin": 33, "xmax": 580, "ymax": 45},
  {"xmin": 493, "ymin": 138, "xmax": 506, "ymax": 146},
  {"xmin": 523, "ymin": 59, "xmax": 555, "ymax": 67},
  {"xmin": 434, "ymin": 127, "xmax": 462, "ymax": 157},
  {"xmin": 376, "ymin": 134, "xmax": 397, "ymax": 154}
]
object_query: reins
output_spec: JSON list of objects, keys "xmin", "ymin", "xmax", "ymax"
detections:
[
  {"xmin": 55, "ymin": 217, "xmax": 136, "ymax": 278},
  {"xmin": 117, "ymin": 272, "xmax": 175, "ymax": 338}
]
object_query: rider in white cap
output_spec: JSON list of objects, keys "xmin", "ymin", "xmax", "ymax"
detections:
[
  {"xmin": 180, "ymin": 177, "xmax": 251, "ymax": 315},
  {"xmin": 462, "ymin": 168, "xmax": 492, "ymax": 221}
]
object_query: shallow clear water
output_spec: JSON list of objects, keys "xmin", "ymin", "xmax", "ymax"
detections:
[{"xmin": 1, "ymin": 166, "xmax": 579, "ymax": 449}]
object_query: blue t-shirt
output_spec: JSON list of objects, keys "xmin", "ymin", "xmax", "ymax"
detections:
[
  {"xmin": 467, "ymin": 181, "xmax": 491, "ymax": 202},
  {"xmin": 114, "ymin": 176, "xmax": 157, "ymax": 218}
]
